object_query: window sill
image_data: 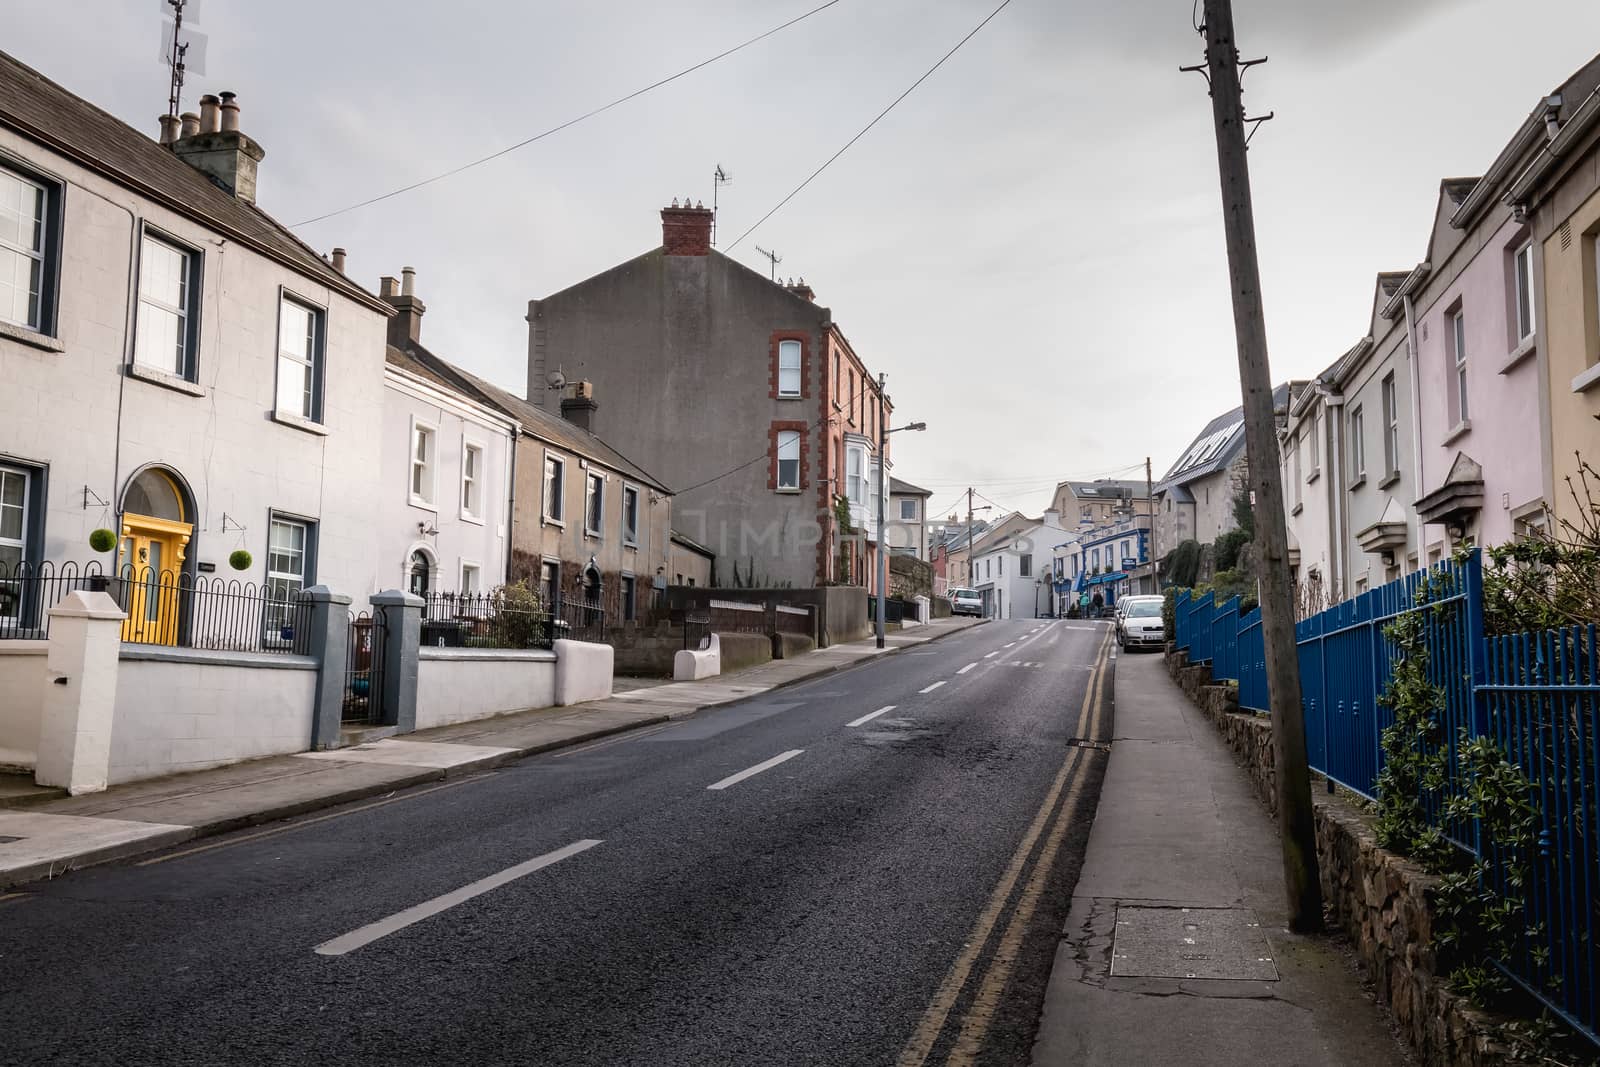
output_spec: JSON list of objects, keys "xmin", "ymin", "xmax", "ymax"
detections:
[
  {"xmin": 1348, "ymin": 474, "xmax": 1367, "ymax": 491},
  {"xmin": 623, "ymin": 540, "xmax": 639, "ymax": 550},
  {"xmin": 459, "ymin": 512, "xmax": 485, "ymax": 527},
  {"xmin": 1306, "ymin": 467, "xmax": 1321, "ymax": 484},
  {"xmin": 1290, "ymin": 503, "xmax": 1304, "ymax": 516},
  {"xmin": 777, "ymin": 393, "xmax": 803, "ymax": 401},
  {"xmin": 409, "ymin": 497, "xmax": 438, "ymax": 513},
  {"xmin": 584, "ymin": 529, "xmax": 602, "ymax": 540},
  {"xmin": 775, "ymin": 487, "xmax": 802, "ymax": 495},
  {"xmin": 0, "ymin": 319, "xmax": 64, "ymax": 353},
  {"xmin": 1379, "ymin": 471, "xmax": 1402, "ymax": 490},
  {"xmin": 1441, "ymin": 419, "xmax": 1472, "ymax": 446},
  {"xmin": 1572, "ymin": 362, "xmax": 1600, "ymax": 394},
  {"xmin": 1500, "ymin": 337, "xmax": 1537, "ymax": 375},
  {"xmin": 544, "ymin": 517, "xmax": 565, "ymax": 529},
  {"xmin": 127, "ymin": 362, "xmax": 205, "ymax": 397},
  {"xmin": 271, "ymin": 409, "xmax": 329, "ymax": 436}
]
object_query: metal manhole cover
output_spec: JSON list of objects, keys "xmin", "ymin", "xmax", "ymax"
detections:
[{"xmin": 1110, "ymin": 906, "xmax": 1278, "ymax": 980}]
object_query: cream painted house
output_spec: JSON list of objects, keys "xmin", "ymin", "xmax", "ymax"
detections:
[{"xmin": 0, "ymin": 52, "xmax": 390, "ymax": 633}]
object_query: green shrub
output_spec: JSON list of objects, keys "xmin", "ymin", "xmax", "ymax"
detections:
[
  {"xmin": 88, "ymin": 528, "xmax": 117, "ymax": 553},
  {"xmin": 488, "ymin": 581, "xmax": 547, "ymax": 648},
  {"xmin": 228, "ymin": 549, "xmax": 253, "ymax": 571},
  {"xmin": 1164, "ymin": 539, "xmax": 1201, "ymax": 588},
  {"xmin": 1213, "ymin": 528, "xmax": 1250, "ymax": 572}
]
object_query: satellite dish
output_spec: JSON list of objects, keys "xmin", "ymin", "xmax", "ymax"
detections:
[{"xmin": 546, "ymin": 369, "xmax": 566, "ymax": 391}]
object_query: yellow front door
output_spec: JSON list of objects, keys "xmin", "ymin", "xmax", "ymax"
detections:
[{"xmin": 119, "ymin": 514, "xmax": 191, "ymax": 645}]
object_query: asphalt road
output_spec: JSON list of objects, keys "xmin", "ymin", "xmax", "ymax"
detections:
[{"xmin": 0, "ymin": 618, "xmax": 1114, "ymax": 1067}]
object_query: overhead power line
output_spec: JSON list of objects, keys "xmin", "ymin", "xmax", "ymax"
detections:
[
  {"xmin": 725, "ymin": 0, "xmax": 1015, "ymax": 251},
  {"xmin": 292, "ymin": 0, "xmax": 844, "ymax": 228}
]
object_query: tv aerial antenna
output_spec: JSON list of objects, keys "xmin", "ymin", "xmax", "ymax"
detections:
[
  {"xmin": 159, "ymin": 0, "xmax": 208, "ymax": 118},
  {"xmin": 711, "ymin": 164, "xmax": 733, "ymax": 246},
  {"xmin": 754, "ymin": 245, "xmax": 782, "ymax": 282}
]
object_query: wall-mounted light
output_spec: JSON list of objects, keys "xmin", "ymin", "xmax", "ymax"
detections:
[{"xmin": 1380, "ymin": 550, "xmax": 1396, "ymax": 567}]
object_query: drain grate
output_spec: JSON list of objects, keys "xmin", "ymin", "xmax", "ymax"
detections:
[{"xmin": 1111, "ymin": 906, "xmax": 1278, "ymax": 980}]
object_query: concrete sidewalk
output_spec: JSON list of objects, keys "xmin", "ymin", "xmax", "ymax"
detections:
[
  {"xmin": 1030, "ymin": 651, "xmax": 1410, "ymax": 1066},
  {"xmin": 0, "ymin": 616, "xmax": 983, "ymax": 889}
]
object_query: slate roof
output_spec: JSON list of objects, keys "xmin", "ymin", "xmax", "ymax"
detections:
[
  {"xmin": 1157, "ymin": 383, "xmax": 1290, "ymax": 492},
  {"xmin": 397, "ymin": 342, "xmax": 674, "ymax": 495},
  {"xmin": 889, "ymin": 476, "xmax": 932, "ymax": 496},
  {"xmin": 0, "ymin": 49, "xmax": 388, "ymax": 314}
]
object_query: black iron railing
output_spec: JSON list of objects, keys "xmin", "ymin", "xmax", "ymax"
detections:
[
  {"xmin": 0, "ymin": 560, "xmax": 107, "ymax": 639},
  {"xmin": 419, "ymin": 591, "xmax": 609, "ymax": 649}
]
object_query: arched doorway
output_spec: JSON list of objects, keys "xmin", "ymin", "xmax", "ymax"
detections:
[
  {"xmin": 582, "ymin": 562, "xmax": 602, "ymax": 628},
  {"xmin": 408, "ymin": 549, "xmax": 433, "ymax": 599},
  {"xmin": 118, "ymin": 466, "xmax": 194, "ymax": 645}
]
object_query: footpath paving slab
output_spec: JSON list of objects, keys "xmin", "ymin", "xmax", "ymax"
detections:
[
  {"xmin": 0, "ymin": 615, "xmax": 984, "ymax": 888},
  {"xmin": 1030, "ymin": 651, "xmax": 1410, "ymax": 1067}
]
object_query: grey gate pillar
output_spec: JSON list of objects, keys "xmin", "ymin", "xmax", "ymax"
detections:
[
  {"xmin": 301, "ymin": 586, "xmax": 352, "ymax": 749},
  {"xmin": 370, "ymin": 588, "xmax": 423, "ymax": 733}
]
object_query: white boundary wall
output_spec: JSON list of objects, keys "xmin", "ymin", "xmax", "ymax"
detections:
[
  {"xmin": 109, "ymin": 650, "xmax": 316, "ymax": 785},
  {"xmin": 0, "ymin": 641, "xmax": 46, "ymax": 770},
  {"xmin": 416, "ymin": 648, "xmax": 556, "ymax": 729}
]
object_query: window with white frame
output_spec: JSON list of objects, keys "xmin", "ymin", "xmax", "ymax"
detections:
[
  {"xmin": 776, "ymin": 431, "xmax": 801, "ymax": 490},
  {"xmin": 833, "ymin": 352, "xmax": 841, "ymax": 406},
  {"xmin": 846, "ymin": 445, "xmax": 865, "ymax": 505},
  {"xmin": 1020, "ymin": 554, "xmax": 1032, "ymax": 577},
  {"xmin": 0, "ymin": 465, "xmax": 29, "ymax": 578},
  {"xmin": 460, "ymin": 562, "xmax": 481, "ymax": 594},
  {"xmin": 276, "ymin": 295, "xmax": 324, "ymax": 421},
  {"xmin": 543, "ymin": 453, "xmax": 565, "ymax": 522},
  {"xmin": 778, "ymin": 339, "xmax": 802, "ymax": 397},
  {"xmin": 1514, "ymin": 241, "xmax": 1536, "ymax": 344},
  {"xmin": 1382, "ymin": 373, "xmax": 1400, "ymax": 477},
  {"xmin": 134, "ymin": 234, "xmax": 198, "ymax": 378},
  {"xmin": 264, "ymin": 516, "xmax": 311, "ymax": 636},
  {"xmin": 900, "ymin": 498, "xmax": 916, "ymax": 520},
  {"xmin": 1308, "ymin": 415, "xmax": 1320, "ymax": 475},
  {"xmin": 410, "ymin": 421, "xmax": 436, "ymax": 507},
  {"xmin": 460, "ymin": 441, "xmax": 483, "ymax": 521},
  {"xmin": 0, "ymin": 166, "xmax": 55, "ymax": 332},
  {"xmin": 1350, "ymin": 405, "xmax": 1366, "ymax": 480},
  {"xmin": 1450, "ymin": 310, "xmax": 1468, "ymax": 424},
  {"xmin": 1290, "ymin": 433, "xmax": 1302, "ymax": 507},
  {"xmin": 585, "ymin": 472, "xmax": 604, "ymax": 535},
  {"xmin": 622, "ymin": 485, "xmax": 640, "ymax": 545}
]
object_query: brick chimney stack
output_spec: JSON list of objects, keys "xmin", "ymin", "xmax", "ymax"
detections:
[
  {"xmin": 378, "ymin": 267, "xmax": 427, "ymax": 348},
  {"xmin": 169, "ymin": 90, "xmax": 266, "ymax": 203},
  {"xmin": 784, "ymin": 277, "xmax": 816, "ymax": 302},
  {"xmin": 560, "ymin": 380, "xmax": 599, "ymax": 432},
  {"xmin": 661, "ymin": 199, "xmax": 713, "ymax": 256}
]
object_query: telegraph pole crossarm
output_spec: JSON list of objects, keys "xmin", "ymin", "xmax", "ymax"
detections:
[{"xmin": 1197, "ymin": 0, "xmax": 1323, "ymax": 933}]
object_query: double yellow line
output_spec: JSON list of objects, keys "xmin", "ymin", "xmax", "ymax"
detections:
[{"xmin": 897, "ymin": 627, "xmax": 1113, "ymax": 1067}]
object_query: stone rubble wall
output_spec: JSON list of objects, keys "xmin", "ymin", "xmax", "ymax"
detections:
[{"xmin": 1163, "ymin": 647, "xmax": 1520, "ymax": 1067}]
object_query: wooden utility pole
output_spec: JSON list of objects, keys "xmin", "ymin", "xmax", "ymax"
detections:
[
  {"xmin": 1146, "ymin": 457, "xmax": 1156, "ymax": 593},
  {"xmin": 1198, "ymin": 0, "xmax": 1323, "ymax": 932}
]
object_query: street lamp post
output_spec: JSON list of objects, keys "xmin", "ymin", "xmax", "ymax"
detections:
[{"xmin": 875, "ymin": 372, "xmax": 925, "ymax": 649}]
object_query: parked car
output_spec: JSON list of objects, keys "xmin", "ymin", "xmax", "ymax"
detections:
[
  {"xmin": 1118, "ymin": 598, "xmax": 1167, "ymax": 651},
  {"xmin": 948, "ymin": 588, "xmax": 984, "ymax": 617},
  {"xmin": 1113, "ymin": 595, "xmax": 1164, "ymax": 640}
]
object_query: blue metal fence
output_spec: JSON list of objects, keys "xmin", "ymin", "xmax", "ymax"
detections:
[{"xmin": 1169, "ymin": 549, "xmax": 1600, "ymax": 1045}]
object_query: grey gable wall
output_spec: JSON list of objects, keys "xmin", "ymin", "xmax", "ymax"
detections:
[{"xmin": 528, "ymin": 249, "xmax": 832, "ymax": 587}]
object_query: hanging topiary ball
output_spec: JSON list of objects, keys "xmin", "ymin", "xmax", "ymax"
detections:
[
  {"xmin": 228, "ymin": 549, "xmax": 253, "ymax": 571},
  {"xmin": 88, "ymin": 528, "xmax": 117, "ymax": 553}
]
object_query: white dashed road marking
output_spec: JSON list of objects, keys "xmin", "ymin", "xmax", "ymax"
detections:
[
  {"xmin": 920, "ymin": 681, "xmax": 947, "ymax": 694},
  {"xmin": 847, "ymin": 706, "xmax": 896, "ymax": 728},
  {"xmin": 314, "ymin": 839, "xmax": 602, "ymax": 956},
  {"xmin": 957, "ymin": 663, "xmax": 977, "ymax": 675},
  {"xmin": 707, "ymin": 750, "xmax": 806, "ymax": 791}
]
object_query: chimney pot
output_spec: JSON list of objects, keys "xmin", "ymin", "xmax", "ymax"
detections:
[
  {"xmin": 158, "ymin": 114, "xmax": 181, "ymax": 146},
  {"xmin": 379, "ymin": 269, "xmax": 426, "ymax": 347},
  {"xmin": 401, "ymin": 266, "xmax": 416, "ymax": 296},
  {"xmin": 198, "ymin": 94, "xmax": 221, "ymax": 133},
  {"xmin": 331, "ymin": 247, "xmax": 347, "ymax": 274},
  {"xmin": 179, "ymin": 111, "xmax": 200, "ymax": 138},
  {"xmin": 218, "ymin": 91, "xmax": 240, "ymax": 132}
]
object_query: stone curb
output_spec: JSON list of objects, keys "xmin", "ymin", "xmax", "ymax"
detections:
[{"xmin": 2, "ymin": 620, "xmax": 987, "ymax": 890}]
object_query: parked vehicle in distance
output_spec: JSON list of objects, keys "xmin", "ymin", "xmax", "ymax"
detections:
[
  {"xmin": 1118, "ymin": 598, "xmax": 1166, "ymax": 651},
  {"xmin": 1114, "ymin": 595, "xmax": 1164, "ymax": 640},
  {"xmin": 948, "ymin": 588, "xmax": 984, "ymax": 617}
]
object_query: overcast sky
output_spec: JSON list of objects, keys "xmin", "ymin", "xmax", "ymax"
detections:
[{"xmin": 13, "ymin": 0, "xmax": 1600, "ymax": 522}]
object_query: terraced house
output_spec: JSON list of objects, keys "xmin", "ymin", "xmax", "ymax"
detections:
[{"xmin": 0, "ymin": 52, "xmax": 389, "ymax": 635}]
